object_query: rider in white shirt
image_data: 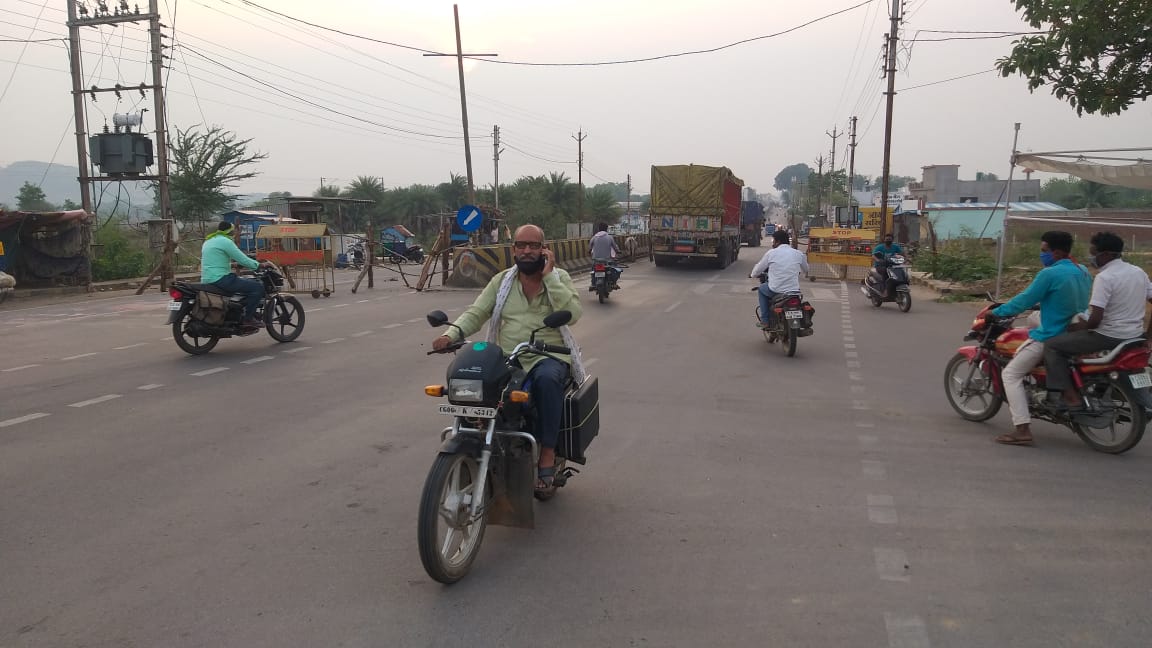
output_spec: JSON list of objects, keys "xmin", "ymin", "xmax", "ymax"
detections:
[{"xmin": 750, "ymin": 229, "xmax": 809, "ymax": 330}]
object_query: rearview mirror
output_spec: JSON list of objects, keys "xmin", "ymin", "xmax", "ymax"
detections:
[
  {"xmin": 543, "ymin": 310, "xmax": 572, "ymax": 329},
  {"xmin": 426, "ymin": 310, "xmax": 449, "ymax": 327}
]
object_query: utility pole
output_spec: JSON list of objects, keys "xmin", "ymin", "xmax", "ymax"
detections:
[
  {"xmin": 878, "ymin": 0, "xmax": 902, "ymax": 238},
  {"xmin": 492, "ymin": 124, "xmax": 503, "ymax": 210},
  {"xmin": 423, "ymin": 5, "xmax": 497, "ymax": 206},
  {"xmin": 814, "ymin": 155, "xmax": 826, "ymax": 225},
  {"xmin": 847, "ymin": 116, "xmax": 858, "ymax": 226},
  {"xmin": 573, "ymin": 128, "xmax": 587, "ymax": 221},
  {"xmin": 626, "ymin": 173, "xmax": 632, "ymax": 216},
  {"xmin": 66, "ymin": 2, "xmax": 92, "ymax": 214},
  {"xmin": 827, "ymin": 126, "xmax": 841, "ymax": 223}
]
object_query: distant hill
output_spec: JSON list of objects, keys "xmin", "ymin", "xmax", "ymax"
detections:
[{"xmin": 0, "ymin": 160, "xmax": 154, "ymax": 213}]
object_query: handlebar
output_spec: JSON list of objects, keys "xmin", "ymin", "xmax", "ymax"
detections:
[
  {"xmin": 535, "ymin": 341, "xmax": 571, "ymax": 355},
  {"xmin": 427, "ymin": 340, "xmax": 467, "ymax": 355}
]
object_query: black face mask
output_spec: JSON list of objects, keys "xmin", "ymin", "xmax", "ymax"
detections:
[{"xmin": 516, "ymin": 256, "xmax": 546, "ymax": 275}]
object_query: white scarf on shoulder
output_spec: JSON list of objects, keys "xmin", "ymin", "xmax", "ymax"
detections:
[{"xmin": 488, "ymin": 268, "xmax": 587, "ymax": 384}]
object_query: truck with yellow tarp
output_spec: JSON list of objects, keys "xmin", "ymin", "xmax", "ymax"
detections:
[{"xmin": 648, "ymin": 164, "xmax": 744, "ymax": 269}]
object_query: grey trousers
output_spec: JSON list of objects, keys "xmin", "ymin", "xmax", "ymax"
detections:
[{"xmin": 1043, "ymin": 330, "xmax": 1128, "ymax": 391}]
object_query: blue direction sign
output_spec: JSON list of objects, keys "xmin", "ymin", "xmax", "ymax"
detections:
[{"xmin": 456, "ymin": 205, "xmax": 483, "ymax": 233}]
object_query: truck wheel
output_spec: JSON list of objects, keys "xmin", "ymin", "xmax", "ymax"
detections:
[
  {"xmin": 654, "ymin": 254, "xmax": 671, "ymax": 267},
  {"xmin": 716, "ymin": 244, "xmax": 730, "ymax": 269}
]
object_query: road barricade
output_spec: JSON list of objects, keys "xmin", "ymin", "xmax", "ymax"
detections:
[
  {"xmin": 806, "ymin": 227, "xmax": 877, "ymax": 282},
  {"xmin": 446, "ymin": 234, "xmax": 650, "ymax": 288}
]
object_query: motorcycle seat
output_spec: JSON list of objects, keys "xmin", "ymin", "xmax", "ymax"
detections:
[
  {"xmin": 1077, "ymin": 338, "xmax": 1148, "ymax": 365},
  {"xmin": 178, "ymin": 282, "xmax": 233, "ymax": 296}
]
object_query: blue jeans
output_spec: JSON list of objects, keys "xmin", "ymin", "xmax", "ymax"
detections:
[
  {"xmin": 526, "ymin": 358, "xmax": 569, "ymax": 450},
  {"xmin": 757, "ymin": 284, "xmax": 778, "ymax": 326},
  {"xmin": 212, "ymin": 273, "xmax": 265, "ymax": 320}
]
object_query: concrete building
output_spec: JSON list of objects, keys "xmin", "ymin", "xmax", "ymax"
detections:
[{"xmin": 908, "ymin": 165, "xmax": 1040, "ymax": 204}]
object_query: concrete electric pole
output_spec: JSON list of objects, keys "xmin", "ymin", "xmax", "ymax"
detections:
[
  {"xmin": 878, "ymin": 0, "xmax": 902, "ymax": 238},
  {"xmin": 573, "ymin": 128, "xmax": 587, "ymax": 221}
]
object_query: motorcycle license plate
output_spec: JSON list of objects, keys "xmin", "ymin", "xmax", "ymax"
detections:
[
  {"xmin": 168, "ymin": 300, "xmax": 182, "ymax": 311},
  {"xmin": 784, "ymin": 310, "xmax": 804, "ymax": 320},
  {"xmin": 1130, "ymin": 371, "xmax": 1152, "ymax": 389},
  {"xmin": 594, "ymin": 271, "xmax": 606, "ymax": 277},
  {"xmin": 439, "ymin": 404, "xmax": 497, "ymax": 418}
]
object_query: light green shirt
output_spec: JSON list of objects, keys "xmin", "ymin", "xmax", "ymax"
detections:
[
  {"xmin": 448, "ymin": 268, "xmax": 583, "ymax": 372},
  {"xmin": 201, "ymin": 234, "xmax": 259, "ymax": 283}
]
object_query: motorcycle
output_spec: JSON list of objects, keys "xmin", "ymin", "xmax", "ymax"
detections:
[
  {"xmin": 419, "ymin": 309, "xmax": 599, "ymax": 584},
  {"xmin": 0, "ymin": 270, "xmax": 14, "ymax": 305},
  {"xmin": 751, "ymin": 274, "xmax": 814, "ymax": 358},
  {"xmin": 166, "ymin": 263, "xmax": 306, "ymax": 355},
  {"xmin": 943, "ymin": 305, "xmax": 1151, "ymax": 454},
  {"xmin": 861, "ymin": 252, "xmax": 912, "ymax": 312},
  {"xmin": 588, "ymin": 261, "xmax": 624, "ymax": 304}
]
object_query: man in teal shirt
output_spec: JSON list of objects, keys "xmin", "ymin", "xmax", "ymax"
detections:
[
  {"xmin": 989, "ymin": 231, "xmax": 1091, "ymax": 445},
  {"xmin": 202, "ymin": 221, "xmax": 266, "ymax": 327}
]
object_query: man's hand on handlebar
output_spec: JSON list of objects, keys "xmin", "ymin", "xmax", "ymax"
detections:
[{"xmin": 432, "ymin": 335, "xmax": 454, "ymax": 352}]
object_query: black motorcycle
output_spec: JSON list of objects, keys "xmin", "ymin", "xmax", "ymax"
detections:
[
  {"xmin": 167, "ymin": 264, "xmax": 305, "ymax": 355},
  {"xmin": 588, "ymin": 261, "xmax": 625, "ymax": 304},
  {"xmin": 419, "ymin": 309, "xmax": 599, "ymax": 584},
  {"xmin": 861, "ymin": 252, "xmax": 912, "ymax": 312},
  {"xmin": 752, "ymin": 274, "xmax": 814, "ymax": 357}
]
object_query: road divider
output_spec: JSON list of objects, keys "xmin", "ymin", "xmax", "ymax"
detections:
[{"xmin": 446, "ymin": 235, "xmax": 651, "ymax": 288}]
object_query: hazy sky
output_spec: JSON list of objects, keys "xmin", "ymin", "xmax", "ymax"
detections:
[{"xmin": 1, "ymin": 0, "xmax": 1149, "ymax": 200}]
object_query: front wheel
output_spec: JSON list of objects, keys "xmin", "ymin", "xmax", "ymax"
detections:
[
  {"xmin": 265, "ymin": 295, "xmax": 305, "ymax": 342},
  {"xmin": 172, "ymin": 310, "xmax": 219, "ymax": 355},
  {"xmin": 417, "ymin": 452, "xmax": 489, "ymax": 584},
  {"xmin": 896, "ymin": 289, "xmax": 912, "ymax": 313},
  {"xmin": 943, "ymin": 352, "xmax": 1003, "ymax": 421},
  {"xmin": 1071, "ymin": 379, "xmax": 1147, "ymax": 454}
]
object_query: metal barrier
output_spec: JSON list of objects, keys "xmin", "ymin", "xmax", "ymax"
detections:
[{"xmin": 446, "ymin": 235, "xmax": 651, "ymax": 288}]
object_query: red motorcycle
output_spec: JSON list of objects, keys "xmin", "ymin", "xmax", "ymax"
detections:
[{"xmin": 943, "ymin": 305, "xmax": 1151, "ymax": 454}]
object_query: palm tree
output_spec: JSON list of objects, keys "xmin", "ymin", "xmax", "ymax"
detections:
[
  {"xmin": 584, "ymin": 186, "xmax": 621, "ymax": 223},
  {"xmin": 1068, "ymin": 180, "xmax": 1116, "ymax": 209},
  {"xmin": 437, "ymin": 173, "xmax": 469, "ymax": 210}
]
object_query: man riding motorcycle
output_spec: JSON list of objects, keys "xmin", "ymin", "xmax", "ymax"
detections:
[
  {"xmin": 589, "ymin": 222, "xmax": 621, "ymax": 286},
  {"xmin": 871, "ymin": 234, "xmax": 904, "ymax": 297},
  {"xmin": 750, "ymin": 229, "xmax": 809, "ymax": 337},
  {"xmin": 201, "ymin": 221, "xmax": 270, "ymax": 328},
  {"xmin": 432, "ymin": 224, "xmax": 584, "ymax": 495},
  {"xmin": 1044, "ymin": 231, "xmax": 1152, "ymax": 411},
  {"xmin": 986, "ymin": 231, "xmax": 1091, "ymax": 446}
]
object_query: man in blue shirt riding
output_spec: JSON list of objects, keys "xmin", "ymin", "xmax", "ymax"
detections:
[
  {"xmin": 201, "ymin": 221, "xmax": 269, "ymax": 328},
  {"xmin": 988, "ymin": 231, "xmax": 1091, "ymax": 446}
]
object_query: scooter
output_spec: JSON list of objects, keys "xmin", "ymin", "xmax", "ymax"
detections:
[{"xmin": 862, "ymin": 252, "xmax": 912, "ymax": 312}]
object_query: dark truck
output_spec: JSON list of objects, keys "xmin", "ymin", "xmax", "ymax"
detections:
[
  {"xmin": 648, "ymin": 164, "xmax": 744, "ymax": 269},
  {"xmin": 740, "ymin": 200, "xmax": 765, "ymax": 247}
]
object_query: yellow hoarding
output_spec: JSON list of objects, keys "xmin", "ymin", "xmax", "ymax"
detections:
[{"xmin": 807, "ymin": 227, "xmax": 876, "ymax": 268}]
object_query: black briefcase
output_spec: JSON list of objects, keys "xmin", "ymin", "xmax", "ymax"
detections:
[{"xmin": 558, "ymin": 376, "xmax": 599, "ymax": 464}]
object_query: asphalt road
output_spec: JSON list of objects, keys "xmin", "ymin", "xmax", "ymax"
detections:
[{"xmin": 2, "ymin": 258, "xmax": 1151, "ymax": 648}]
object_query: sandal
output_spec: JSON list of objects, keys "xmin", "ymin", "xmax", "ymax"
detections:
[
  {"xmin": 535, "ymin": 465, "xmax": 557, "ymax": 500},
  {"xmin": 994, "ymin": 433, "xmax": 1034, "ymax": 446}
]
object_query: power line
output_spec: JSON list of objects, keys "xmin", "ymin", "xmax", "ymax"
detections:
[
  {"xmin": 898, "ymin": 68, "xmax": 997, "ymax": 91},
  {"xmin": 0, "ymin": 0, "xmax": 51, "ymax": 106},
  {"xmin": 504, "ymin": 143, "xmax": 575, "ymax": 165}
]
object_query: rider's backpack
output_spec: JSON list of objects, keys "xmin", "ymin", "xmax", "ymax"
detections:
[
  {"xmin": 559, "ymin": 376, "xmax": 599, "ymax": 464},
  {"xmin": 191, "ymin": 291, "xmax": 228, "ymax": 326}
]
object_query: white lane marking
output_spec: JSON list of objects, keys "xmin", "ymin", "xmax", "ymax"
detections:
[
  {"xmin": 863, "ymin": 460, "xmax": 887, "ymax": 478},
  {"xmin": 664, "ymin": 301, "xmax": 682, "ymax": 313},
  {"xmin": 382, "ymin": 323, "xmax": 404, "ymax": 329},
  {"xmin": 191, "ymin": 367, "xmax": 229, "ymax": 377},
  {"xmin": 406, "ymin": 317, "xmax": 424, "ymax": 323},
  {"xmin": 333, "ymin": 304, "xmax": 350, "ymax": 309},
  {"xmin": 584, "ymin": 358, "xmax": 599, "ymax": 366},
  {"xmin": 867, "ymin": 495, "xmax": 899, "ymax": 524},
  {"xmin": 350, "ymin": 330, "xmax": 374, "ymax": 338},
  {"xmin": 847, "ymin": 360, "xmax": 862, "ymax": 369},
  {"xmin": 113, "ymin": 343, "xmax": 150, "ymax": 350},
  {"xmin": 445, "ymin": 307, "xmax": 459, "ymax": 312},
  {"xmin": 357, "ymin": 299, "xmax": 371, "ymax": 303},
  {"xmin": 68, "ymin": 394, "xmax": 122, "ymax": 408},
  {"xmin": 844, "ymin": 336, "xmax": 855, "ymax": 343},
  {"xmin": 707, "ymin": 273, "xmax": 722, "ymax": 281},
  {"xmin": 850, "ymin": 385, "xmax": 866, "ymax": 394},
  {"xmin": 874, "ymin": 548, "xmax": 911, "ymax": 583},
  {"xmin": 0, "ymin": 413, "xmax": 51, "ymax": 428},
  {"xmin": 848, "ymin": 371, "xmax": 863, "ymax": 381},
  {"xmin": 321, "ymin": 338, "xmax": 346, "ymax": 344},
  {"xmin": 242, "ymin": 356, "xmax": 275, "ymax": 365},
  {"xmin": 844, "ymin": 343, "xmax": 857, "ymax": 349},
  {"xmin": 884, "ymin": 614, "xmax": 931, "ymax": 648},
  {"xmin": 311, "ymin": 307, "xmax": 327, "ymax": 312},
  {"xmin": 2, "ymin": 364, "xmax": 40, "ymax": 373},
  {"xmin": 845, "ymin": 351, "xmax": 859, "ymax": 358},
  {"xmin": 855, "ymin": 421, "xmax": 875, "ymax": 428},
  {"xmin": 137, "ymin": 384, "xmax": 163, "ymax": 390},
  {"xmin": 729, "ymin": 284, "xmax": 747, "ymax": 293},
  {"xmin": 283, "ymin": 346, "xmax": 312, "ymax": 354},
  {"xmin": 692, "ymin": 284, "xmax": 715, "ymax": 295},
  {"xmin": 159, "ymin": 337, "xmax": 172, "ymax": 342},
  {"xmin": 858, "ymin": 434, "xmax": 878, "ymax": 445},
  {"xmin": 61, "ymin": 352, "xmax": 99, "ymax": 361},
  {"xmin": 852, "ymin": 400, "xmax": 870, "ymax": 410}
]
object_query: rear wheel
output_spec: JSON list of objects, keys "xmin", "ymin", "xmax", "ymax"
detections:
[
  {"xmin": 783, "ymin": 326, "xmax": 797, "ymax": 357},
  {"xmin": 897, "ymin": 289, "xmax": 912, "ymax": 312},
  {"xmin": 653, "ymin": 254, "xmax": 672, "ymax": 267},
  {"xmin": 172, "ymin": 310, "xmax": 219, "ymax": 355},
  {"xmin": 598, "ymin": 282, "xmax": 607, "ymax": 304},
  {"xmin": 716, "ymin": 243, "xmax": 730, "ymax": 269},
  {"xmin": 943, "ymin": 352, "xmax": 1003, "ymax": 421},
  {"xmin": 1071, "ymin": 379, "xmax": 1147, "ymax": 454},
  {"xmin": 417, "ymin": 452, "xmax": 488, "ymax": 584},
  {"xmin": 265, "ymin": 295, "xmax": 305, "ymax": 342}
]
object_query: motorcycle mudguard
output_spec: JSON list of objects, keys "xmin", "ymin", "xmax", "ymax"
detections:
[
  {"xmin": 955, "ymin": 345, "xmax": 981, "ymax": 361},
  {"xmin": 166, "ymin": 302, "xmax": 192, "ymax": 325},
  {"xmin": 437, "ymin": 434, "xmax": 483, "ymax": 457}
]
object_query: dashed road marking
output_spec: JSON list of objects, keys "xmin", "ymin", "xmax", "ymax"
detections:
[
  {"xmin": 357, "ymin": 299, "xmax": 371, "ymax": 303},
  {"xmin": 850, "ymin": 385, "xmax": 866, "ymax": 394},
  {"xmin": 321, "ymin": 338, "xmax": 346, "ymax": 344},
  {"xmin": 693, "ymin": 283, "xmax": 716, "ymax": 296},
  {"xmin": 406, "ymin": 318, "xmax": 424, "ymax": 323},
  {"xmin": 858, "ymin": 434, "xmax": 878, "ymax": 445},
  {"xmin": 664, "ymin": 301, "xmax": 682, "ymax": 313},
  {"xmin": 61, "ymin": 352, "xmax": 99, "ymax": 361},
  {"xmin": 585, "ymin": 358, "xmax": 599, "ymax": 366},
  {"xmin": 855, "ymin": 421, "xmax": 875, "ymax": 428},
  {"xmin": 729, "ymin": 284, "xmax": 747, "ymax": 294},
  {"xmin": 844, "ymin": 343, "xmax": 857, "ymax": 349},
  {"xmin": 852, "ymin": 400, "xmax": 870, "ymax": 410},
  {"xmin": 382, "ymin": 323, "xmax": 404, "ymax": 329},
  {"xmin": 350, "ymin": 330, "xmax": 373, "ymax": 337},
  {"xmin": 874, "ymin": 547, "xmax": 911, "ymax": 583},
  {"xmin": 241, "ymin": 355, "xmax": 275, "ymax": 365},
  {"xmin": 137, "ymin": 384, "xmax": 163, "ymax": 390},
  {"xmin": 863, "ymin": 460, "xmax": 887, "ymax": 478},
  {"xmin": 2, "ymin": 364, "xmax": 40, "ymax": 373},
  {"xmin": 884, "ymin": 614, "xmax": 931, "ymax": 648},
  {"xmin": 848, "ymin": 371, "xmax": 863, "ymax": 381},
  {"xmin": 113, "ymin": 343, "xmax": 150, "ymax": 350},
  {"xmin": 68, "ymin": 394, "xmax": 122, "ymax": 408},
  {"xmin": 311, "ymin": 307, "xmax": 327, "ymax": 312},
  {"xmin": 0, "ymin": 413, "xmax": 50, "ymax": 428},
  {"xmin": 191, "ymin": 367, "xmax": 229, "ymax": 377},
  {"xmin": 283, "ymin": 346, "xmax": 312, "ymax": 354},
  {"xmin": 868, "ymin": 495, "xmax": 899, "ymax": 524},
  {"xmin": 847, "ymin": 360, "xmax": 862, "ymax": 368},
  {"xmin": 333, "ymin": 304, "xmax": 350, "ymax": 309},
  {"xmin": 846, "ymin": 351, "xmax": 859, "ymax": 358}
]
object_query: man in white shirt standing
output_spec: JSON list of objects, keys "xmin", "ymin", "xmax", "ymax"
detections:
[
  {"xmin": 749, "ymin": 229, "xmax": 810, "ymax": 335},
  {"xmin": 1044, "ymin": 231, "xmax": 1152, "ymax": 409}
]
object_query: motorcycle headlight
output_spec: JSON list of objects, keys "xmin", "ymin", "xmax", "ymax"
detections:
[{"xmin": 448, "ymin": 379, "xmax": 484, "ymax": 403}]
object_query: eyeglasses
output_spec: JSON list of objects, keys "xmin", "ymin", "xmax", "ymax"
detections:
[{"xmin": 513, "ymin": 241, "xmax": 543, "ymax": 250}]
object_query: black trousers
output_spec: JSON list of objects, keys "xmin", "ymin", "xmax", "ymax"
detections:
[{"xmin": 1043, "ymin": 330, "xmax": 1128, "ymax": 391}]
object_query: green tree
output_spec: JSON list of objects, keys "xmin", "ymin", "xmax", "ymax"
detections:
[
  {"xmin": 975, "ymin": 171, "xmax": 1000, "ymax": 182},
  {"xmin": 436, "ymin": 173, "xmax": 469, "ymax": 210},
  {"xmin": 313, "ymin": 184, "xmax": 341, "ymax": 198},
  {"xmin": 774, "ymin": 163, "xmax": 814, "ymax": 192},
  {"xmin": 168, "ymin": 125, "xmax": 267, "ymax": 232},
  {"xmin": 1067, "ymin": 180, "xmax": 1117, "ymax": 209},
  {"xmin": 584, "ymin": 186, "xmax": 621, "ymax": 223},
  {"xmin": 61, "ymin": 198, "xmax": 81, "ymax": 211},
  {"xmin": 16, "ymin": 182, "xmax": 55, "ymax": 211},
  {"xmin": 91, "ymin": 219, "xmax": 150, "ymax": 281},
  {"xmin": 997, "ymin": 0, "xmax": 1152, "ymax": 115}
]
